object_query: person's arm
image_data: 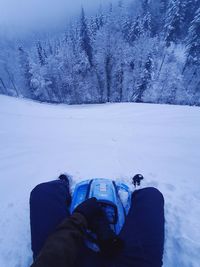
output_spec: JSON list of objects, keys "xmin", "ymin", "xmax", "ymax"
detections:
[{"xmin": 31, "ymin": 212, "xmax": 87, "ymax": 267}]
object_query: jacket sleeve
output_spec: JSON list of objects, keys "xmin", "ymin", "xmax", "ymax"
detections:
[{"xmin": 30, "ymin": 213, "xmax": 87, "ymax": 267}]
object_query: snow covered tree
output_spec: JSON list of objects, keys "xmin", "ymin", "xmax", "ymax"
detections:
[
  {"xmin": 36, "ymin": 41, "xmax": 47, "ymax": 66},
  {"xmin": 164, "ymin": 0, "xmax": 199, "ymax": 46},
  {"xmin": 143, "ymin": 11, "xmax": 152, "ymax": 32},
  {"xmin": 93, "ymin": 5, "xmax": 105, "ymax": 32},
  {"xmin": 79, "ymin": 8, "xmax": 93, "ymax": 67},
  {"xmin": 165, "ymin": 0, "xmax": 183, "ymax": 46},
  {"xmin": 183, "ymin": 7, "xmax": 200, "ymax": 105},
  {"xmin": 160, "ymin": 0, "xmax": 168, "ymax": 14},
  {"xmin": 143, "ymin": 46, "xmax": 185, "ymax": 105},
  {"xmin": 142, "ymin": 0, "xmax": 150, "ymax": 14},
  {"xmin": 18, "ymin": 46, "xmax": 34, "ymax": 98},
  {"xmin": 1, "ymin": 0, "xmax": 199, "ymax": 106},
  {"xmin": 185, "ymin": 7, "xmax": 200, "ymax": 68},
  {"xmin": 181, "ymin": 0, "xmax": 200, "ymax": 35},
  {"xmin": 136, "ymin": 54, "xmax": 153, "ymax": 102},
  {"xmin": 127, "ymin": 16, "xmax": 144, "ymax": 43}
]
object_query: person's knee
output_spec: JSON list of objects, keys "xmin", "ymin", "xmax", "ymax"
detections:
[
  {"xmin": 30, "ymin": 183, "xmax": 48, "ymax": 203},
  {"xmin": 30, "ymin": 181, "xmax": 58, "ymax": 196},
  {"xmin": 143, "ymin": 187, "xmax": 164, "ymax": 198},
  {"xmin": 133, "ymin": 187, "xmax": 164, "ymax": 204}
]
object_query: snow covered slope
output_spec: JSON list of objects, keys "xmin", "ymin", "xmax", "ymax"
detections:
[{"xmin": 0, "ymin": 95, "xmax": 200, "ymax": 267}]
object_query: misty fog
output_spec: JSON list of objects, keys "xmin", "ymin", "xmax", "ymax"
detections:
[{"xmin": 0, "ymin": 0, "xmax": 125, "ymax": 32}]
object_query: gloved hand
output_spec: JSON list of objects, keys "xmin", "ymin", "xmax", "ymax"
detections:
[
  {"xmin": 98, "ymin": 236, "xmax": 123, "ymax": 257},
  {"xmin": 92, "ymin": 213, "xmax": 124, "ymax": 257},
  {"xmin": 74, "ymin": 198, "xmax": 123, "ymax": 257},
  {"xmin": 73, "ymin": 198, "xmax": 101, "ymax": 227}
]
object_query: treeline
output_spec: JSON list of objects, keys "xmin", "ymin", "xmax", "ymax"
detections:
[{"xmin": 0, "ymin": 0, "xmax": 200, "ymax": 105}]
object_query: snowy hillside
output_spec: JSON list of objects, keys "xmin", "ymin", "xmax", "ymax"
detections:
[{"xmin": 0, "ymin": 95, "xmax": 200, "ymax": 267}]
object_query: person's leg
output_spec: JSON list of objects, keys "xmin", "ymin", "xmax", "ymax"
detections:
[
  {"xmin": 30, "ymin": 179, "xmax": 71, "ymax": 259},
  {"xmin": 30, "ymin": 178, "xmax": 105, "ymax": 267},
  {"xmin": 115, "ymin": 187, "xmax": 165, "ymax": 267}
]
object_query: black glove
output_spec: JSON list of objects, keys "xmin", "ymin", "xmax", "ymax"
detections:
[
  {"xmin": 73, "ymin": 198, "xmax": 101, "ymax": 226},
  {"xmin": 92, "ymin": 213, "xmax": 124, "ymax": 257},
  {"xmin": 98, "ymin": 236, "xmax": 123, "ymax": 257}
]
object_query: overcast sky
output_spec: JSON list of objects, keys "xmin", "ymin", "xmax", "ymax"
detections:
[{"xmin": 0, "ymin": 0, "xmax": 123, "ymax": 29}]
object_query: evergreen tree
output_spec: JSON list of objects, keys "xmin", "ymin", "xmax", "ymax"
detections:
[
  {"xmin": 143, "ymin": 11, "xmax": 152, "ymax": 32},
  {"xmin": 18, "ymin": 46, "xmax": 34, "ymax": 98},
  {"xmin": 182, "ymin": 0, "xmax": 200, "ymax": 33},
  {"xmin": 127, "ymin": 16, "xmax": 144, "ymax": 43},
  {"xmin": 79, "ymin": 8, "xmax": 93, "ymax": 66},
  {"xmin": 185, "ymin": 7, "xmax": 200, "ymax": 67},
  {"xmin": 36, "ymin": 41, "xmax": 47, "ymax": 66},
  {"xmin": 183, "ymin": 7, "xmax": 200, "ymax": 105},
  {"xmin": 122, "ymin": 15, "xmax": 133, "ymax": 43},
  {"xmin": 165, "ymin": 0, "xmax": 183, "ymax": 46},
  {"xmin": 136, "ymin": 54, "xmax": 153, "ymax": 102},
  {"xmin": 95, "ymin": 5, "xmax": 104, "ymax": 31},
  {"xmin": 142, "ymin": 0, "xmax": 150, "ymax": 14},
  {"xmin": 160, "ymin": 0, "xmax": 168, "ymax": 14}
]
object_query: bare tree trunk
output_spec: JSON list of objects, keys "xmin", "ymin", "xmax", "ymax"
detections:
[
  {"xmin": 182, "ymin": 55, "xmax": 190, "ymax": 75},
  {"xmin": 182, "ymin": 61, "xmax": 187, "ymax": 75},
  {"xmin": 119, "ymin": 66, "xmax": 124, "ymax": 102},
  {"xmin": 105, "ymin": 55, "xmax": 112, "ymax": 102},
  {"xmin": 4, "ymin": 65, "xmax": 19, "ymax": 96},
  {"xmin": 186, "ymin": 68, "xmax": 197, "ymax": 92},
  {"xmin": 0, "ymin": 77, "xmax": 7, "ymax": 94},
  {"xmin": 93, "ymin": 65, "xmax": 104, "ymax": 103},
  {"xmin": 157, "ymin": 53, "xmax": 166, "ymax": 79},
  {"xmin": 195, "ymin": 81, "xmax": 200, "ymax": 92}
]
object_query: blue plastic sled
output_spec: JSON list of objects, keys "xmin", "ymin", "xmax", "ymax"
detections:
[{"xmin": 70, "ymin": 178, "xmax": 132, "ymax": 234}]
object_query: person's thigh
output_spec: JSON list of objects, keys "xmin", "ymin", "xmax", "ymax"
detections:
[
  {"xmin": 30, "ymin": 179, "xmax": 104, "ymax": 266},
  {"xmin": 115, "ymin": 187, "xmax": 165, "ymax": 267},
  {"xmin": 30, "ymin": 179, "xmax": 71, "ymax": 259}
]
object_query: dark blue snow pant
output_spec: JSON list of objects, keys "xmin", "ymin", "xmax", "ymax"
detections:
[
  {"xmin": 30, "ymin": 179, "xmax": 71, "ymax": 260},
  {"xmin": 30, "ymin": 181, "xmax": 165, "ymax": 267}
]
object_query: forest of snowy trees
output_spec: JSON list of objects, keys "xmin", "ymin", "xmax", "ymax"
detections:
[{"xmin": 0, "ymin": 0, "xmax": 200, "ymax": 105}]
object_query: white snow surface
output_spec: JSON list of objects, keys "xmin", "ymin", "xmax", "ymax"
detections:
[{"xmin": 0, "ymin": 95, "xmax": 200, "ymax": 267}]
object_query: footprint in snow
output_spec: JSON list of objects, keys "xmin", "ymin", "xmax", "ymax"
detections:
[
  {"xmin": 8, "ymin": 203, "xmax": 14, "ymax": 208},
  {"xmin": 145, "ymin": 180, "xmax": 159, "ymax": 188},
  {"xmin": 164, "ymin": 183, "xmax": 176, "ymax": 192}
]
